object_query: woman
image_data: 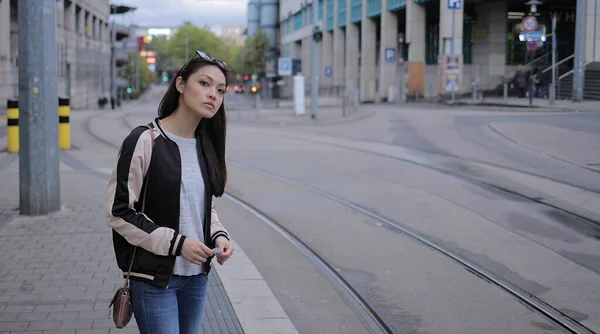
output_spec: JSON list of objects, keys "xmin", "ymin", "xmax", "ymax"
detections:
[{"xmin": 106, "ymin": 50, "xmax": 234, "ymax": 333}]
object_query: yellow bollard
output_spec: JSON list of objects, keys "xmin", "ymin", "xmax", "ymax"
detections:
[
  {"xmin": 7, "ymin": 99, "xmax": 18, "ymax": 153},
  {"xmin": 58, "ymin": 96, "xmax": 70, "ymax": 150}
]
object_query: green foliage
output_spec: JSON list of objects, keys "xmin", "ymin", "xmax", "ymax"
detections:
[
  {"xmin": 233, "ymin": 29, "xmax": 271, "ymax": 77},
  {"xmin": 149, "ymin": 22, "xmax": 241, "ymax": 73},
  {"xmin": 121, "ymin": 53, "xmax": 157, "ymax": 98}
]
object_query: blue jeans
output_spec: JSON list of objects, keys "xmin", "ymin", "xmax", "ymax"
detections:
[{"xmin": 130, "ymin": 274, "xmax": 208, "ymax": 334}]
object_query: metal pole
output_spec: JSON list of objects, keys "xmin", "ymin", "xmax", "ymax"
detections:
[
  {"xmin": 310, "ymin": 6, "xmax": 319, "ymax": 120},
  {"xmin": 111, "ymin": 20, "xmax": 117, "ymax": 105},
  {"xmin": 529, "ymin": 68, "xmax": 533, "ymax": 107},
  {"xmin": 451, "ymin": 8, "xmax": 456, "ymax": 104},
  {"xmin": 18, "ymin": 0, "xmax": 61, "ymax": 215},
  {"xmin": 12, "ymin": 56, "xmax": 17, "ymax": 98},
  {"xmin": 573, "ymin": 0, "xmax": 586, "ymax": 102},
  {"xmin": 595, "ymin": 0, "xmax": 598, "ymax": 60},
  {"xmin": 550, "ymin": 14, "xmax": 557, "ymax": 105},
  {"xmin": 311, "ymin": 1, "xmax": 320, "ymax": 120},
  {"xmin": 64, "ymin": 0, "xmax": 69, "ymax": 97},
  {"xmin": 66, "ymin": 63, "xmax": 71, "ymax": 97},
  {"xmin": 255, "ymin": 92, "xmax": 260, "ymax": 119},
  {"xmin": 451, "ymin": 9, "xmax": 455, "ymax": 55},
  {"xmin": 135, "ymin": 54, "xmax": 140, "ymax": 92}
]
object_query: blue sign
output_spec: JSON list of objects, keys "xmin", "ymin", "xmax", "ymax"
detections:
[
  {"xmin": 526, "ymin": 40, "xmax": 538, "ymax": 51},
  {"xmin": 324, "ymin": 67, "xmax": 332, "ymax": 78},
  {"xmin": 278, "ymin": 57, "xmax": 292, "ymax": 76},
  {"xmin": 448, "ymin": 0, "xmax": 461, "ymax": 9},
  {"xmin": 385, "ymin": 48, "xmax": 396, "ymax": 63},
  {"xmin": 522, "ymin": 31, "xmax": 543, "ymax": 41}
]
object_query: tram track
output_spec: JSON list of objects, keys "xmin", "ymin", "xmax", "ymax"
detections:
[
  {"xmin": 85, "ymin": 112, "xmax": 596, "ymax": 333},
  {"xmin": 257, "ymin": 130, "xmax": 600, "ymax": 229},
  {"xmin": 224, "ymin": 159, "xmax": 595, "ymax": 334}
]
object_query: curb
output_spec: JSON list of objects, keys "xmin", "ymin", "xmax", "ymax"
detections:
[
  {"xmin": 487, "ymin": 123, "xmax": 600, "ymax": 173},
  {"xmin": 215, "ymin": 237, "xmax": 299, "ymax": 334},
  {"xmin": 226, "ymin": 110, "xmax": 377, "ymax": 127},
  {"xmin": 438, "ymin": 100, "xmax": 598, "ymax": 112}
]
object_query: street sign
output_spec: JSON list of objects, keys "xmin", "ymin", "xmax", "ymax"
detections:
[
  {"xmin": 444, "ymin": 55, "xmax": 461, "ymax": 93},
  {"xmin": 526, "ymin": 40, "xmax": 538, "ymax": 51},
  {"xmin": 278, "ymin": 57, "xmax": 292, "ymax": 76},
  {"xmin": 265, "ymin": 60, "xmax": 277, "ymax": 78},
  {"xmin": 448, "ymin": 0, "xmax": 461, "ymax": 10},
  {"xmin": 521, "ymin": 31, "xmax": 543, "ymax": 41},
  {"xmin": 384, "ymin": 48, "xmax": 396, "ymax": 63},
  {"xmin": 324, "ymin": 66, "xmax": 332, "ymax": 78},
  {"xmin": 521, "ymin": 16, "xmax": 538, "ymax": 32}
]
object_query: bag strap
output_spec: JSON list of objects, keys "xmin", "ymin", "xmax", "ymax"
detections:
[{"xmin": 123, "ymin": 125, "xmax": 154, "ymax": 289}]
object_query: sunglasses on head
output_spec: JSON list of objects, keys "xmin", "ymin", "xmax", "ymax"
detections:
[{"xmin": 179, "ymin": 50, "xmax": 228, "ymax": 75}]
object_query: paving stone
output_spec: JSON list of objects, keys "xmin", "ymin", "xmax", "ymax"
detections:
[
  {"xmin": 0, "ymin": 321, "xmax": 28, "ymax": 331},
  {"xmin": 16, "ymin": 312, "xmax": 48, "ymax": 321},
  {"xmin": 59, "ymin": 320, "xmax": 93, "ymax": 330},
  {"xmin": 76, "ymin": 311, "xmax": 107, "ymax": 321},
  {"xmin": 32, "ymin": 306, "xmax": 65, "ymax": 313},
  {"xmin": 73, "ymin": 330, "xmax": 108, "ymax": 334},
  {"xmin": 46, "ymin": 312, "xmax": 79, "ymax": 321},
  {"xmin": 0, "ymin": 312, "xmax": 17, "ymax": 321},
  {"xmin": 25, "ymin": 321, "xmax": 62, "ymax": 331}
]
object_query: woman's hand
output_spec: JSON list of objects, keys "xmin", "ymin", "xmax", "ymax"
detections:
[
  {"xmin": 181, "ymin": 239, "xmax": 213, "ymax": 264},
  {"xmin": 215, "ymin": 237, "xmax": 234, "ymax": 265}
]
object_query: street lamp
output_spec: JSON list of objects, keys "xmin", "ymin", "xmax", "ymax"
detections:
[{"xmin": 524, "ymin": 0, "xmax": 543, "ymax": 13}]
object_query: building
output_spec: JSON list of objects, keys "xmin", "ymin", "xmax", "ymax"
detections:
[
  {"xmin": 247, "ymin": 0, "xmax": 280, "ymax": 53},
  {"xmin": 221, "ymin": 24, "xmax": 247, "ymax": 45},
  {"xmin": 276, "ymin": 0, "xmax": 600, "ymax": 102},
  {"xmin": 0, "ymin": 0, "xmax": 113, "ymax": 110}
]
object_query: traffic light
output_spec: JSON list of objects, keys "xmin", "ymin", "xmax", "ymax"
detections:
[
  {"xmin": 244, "ymin": 75, "xmax": 249, "ymax": 81},
  {"xmin": 126, "ymin": 87, "xmax": 132, "ymax": 94}
]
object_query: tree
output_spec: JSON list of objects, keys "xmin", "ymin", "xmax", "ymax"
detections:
[
  {"xmin": 122, "ymin": 53, "xmax": 157, "ymax": 97},
  {"xmin": 145, "ymin": 22, "xmax": 242, "ymax": 81},
  {"xmin": 233, "ymin": 29, "xmax": 271, "ymax": 78},
  {"xmin": 168, "ymin": 23, "xmax": 230, "ymax": 65},
  {"xmin": 149, "ymin": 35, "xmax": 176, "ymax": 73}
]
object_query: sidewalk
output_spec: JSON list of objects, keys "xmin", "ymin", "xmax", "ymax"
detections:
[
  {"xmin": 448, "ymin": 96, "xmax": 600, "ymax": 112},
  {"xmin": 0, "ymin": 105, "xmax": 299, "ymax": 333},
  {"xmin": 227, "ymin": 105, "xmax": 376, "ymax": 126},
  {"xmin": 487, "ymin": 121, "xmax": 600, "ymax": 172}
]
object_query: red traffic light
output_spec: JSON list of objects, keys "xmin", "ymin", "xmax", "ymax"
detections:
[{"xmin": 244, "ymin": 75, "xmax": 249, "ymax": 81}]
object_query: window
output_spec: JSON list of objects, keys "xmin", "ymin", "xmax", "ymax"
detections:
[{"xmin": 75, "ymin": 6, "xmax": 81, "ymax": 33}]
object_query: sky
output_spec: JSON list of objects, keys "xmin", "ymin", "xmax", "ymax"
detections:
[{"xmin": 116, "ymin": 0, "xmax": 248, "ymax": 35}]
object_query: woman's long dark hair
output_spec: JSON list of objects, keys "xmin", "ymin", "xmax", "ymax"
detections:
[{"xmin": 157, "ymin": 58, "xmax": 228, "ymax": 197}]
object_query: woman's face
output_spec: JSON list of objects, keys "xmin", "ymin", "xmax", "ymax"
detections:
[{"xmin": 177, "ymin": 64, "xmax": 226, "ymax": 119}]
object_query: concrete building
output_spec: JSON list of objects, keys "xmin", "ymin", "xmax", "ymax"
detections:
[
  {"xmin": 222, "ymin": 24, "xmax": 247, "ymax": 45},
  {"xmin": 278, "ymin": 0, "xmax": 600, "ymax": 102},
  {"xmin": 0, "ymin": 0, "xmax": 113, "ymax": 110}
]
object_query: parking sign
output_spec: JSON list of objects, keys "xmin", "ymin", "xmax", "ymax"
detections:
[
  {"xmin": 278, "ymin": 58, "xmax": 292, "ymax": 76},
  {"xmin": 448, "ymin": 0, "xmax": 461, "ymax": 9}
]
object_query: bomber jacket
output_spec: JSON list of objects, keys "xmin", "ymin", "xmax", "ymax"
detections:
[{"xmin": 106, "ymin": 119, "xmax": 230, "ymax": 288}]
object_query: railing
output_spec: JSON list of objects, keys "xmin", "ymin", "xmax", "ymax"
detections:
[
  {"xmin": 558, "ymin": 58, "xmax": 597, "ymax": 80},
  {"xmin": 541, "ymin": 54, "xmax": 573, "ymax": 73}
]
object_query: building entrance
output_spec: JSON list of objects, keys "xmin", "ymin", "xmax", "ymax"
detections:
[{"xmin": 506, "ymin": 0, "xmax": 576, "ymax": 68}]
